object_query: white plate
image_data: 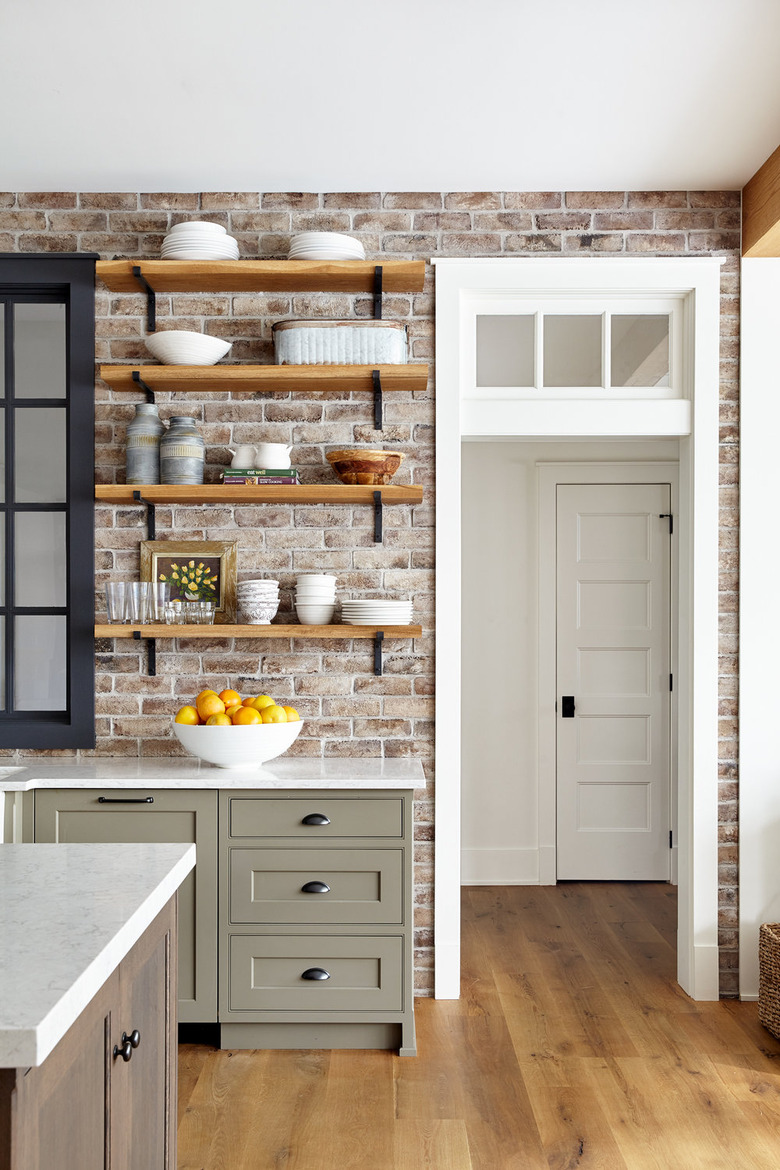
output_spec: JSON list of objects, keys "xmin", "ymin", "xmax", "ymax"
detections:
[{"xmin": 168, "ymin": 221, "xmax": 227, "ymax": 234}]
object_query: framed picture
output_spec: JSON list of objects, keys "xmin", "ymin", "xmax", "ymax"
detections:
[{"xmin": 140, "ymin": 540, "xmax": 238, "ymax": 624}]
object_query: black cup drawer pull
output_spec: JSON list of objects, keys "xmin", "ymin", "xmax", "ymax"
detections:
[
  {"xmin": 98, "ymin": 796, "xmax": 154, "ymax": 804},
  {"xmin": 301, "ymin": 881, "xmax": 330, "ymax": 894},
  {"xmin": 301, "ymin": 967, "xmax": 331, "ymax": 981},
  {"xmin": 301, "ymin": 813, "xmax": 330, "ymax": 826}
]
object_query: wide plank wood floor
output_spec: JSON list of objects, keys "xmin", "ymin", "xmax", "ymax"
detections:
[{"xmin": 177, "ymin": 884, "xmax": 780, "ymax": 1168}]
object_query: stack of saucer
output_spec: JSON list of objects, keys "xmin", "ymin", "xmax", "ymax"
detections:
[
  {"xmin": 295, "ymin": 574, "xmax": 336, "ymax": 625},
  {"xmin": 341, "ymin": 598, "xmax": 413, "ymax": 626},
  {"xmin": 161, "ymin": 221, "xmax": 239, "ymax": 261},
  {"xmin": 237, "ymin": 578, "xmax": 280, "ymax": 625},
  {"xmin": 288, "ymin": 232, "xmax": 365, "ymax": 261}
]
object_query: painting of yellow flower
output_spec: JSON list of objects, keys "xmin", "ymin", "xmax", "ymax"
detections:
[{"xmin": 140, "ymin": 540, "xmax": 238, "ymax": 623}]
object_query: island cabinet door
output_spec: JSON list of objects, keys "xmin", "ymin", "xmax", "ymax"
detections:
[
  {"xmin": 33, "ymin": 789, "xmax": 217, "ymax": 1023},
  {"xmin": 111, "ymin": 898, "xmax": 178, "ymax": 1170}
]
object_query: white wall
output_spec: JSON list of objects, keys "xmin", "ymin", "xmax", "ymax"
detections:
[
  {"xmin": 460, "ymin": 438, "xmax": 679, "ymax": 885},
  {"xmin": 739, "ymin": 259, "xmax": 780, "ymax": 999}
]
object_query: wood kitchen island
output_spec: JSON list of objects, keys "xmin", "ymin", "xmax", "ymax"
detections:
[{"xmin": 0, "ymin": 842, "xmax": 195, "ymax": 1170}]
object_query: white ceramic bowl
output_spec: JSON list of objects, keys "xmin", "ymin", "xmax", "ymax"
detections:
[
  {"xmin": 239, "ymin": 603, "xmax": 280, "ymax": 625},
  {"xmin": 296, "ymin": 574, "xmax": 337, "ymax": 585},
  {"xmin": 145, "ymin": 330, "xmax": 232, "ymax": 366},
  {"xmin": 174, "ymin": 719, "xmax": 303, "ymax": 769},
  {"xmin": 295, "ymin": 588, "xmax": 336, "ymax": 600},
  {"xmin": 296, "ymin": 604, "xmax": 336, "ymax": 625}
]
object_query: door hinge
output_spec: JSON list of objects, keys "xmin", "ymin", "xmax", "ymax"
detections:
[
  {"xmin": 669, "ymin": 830, "xmax": 673, "ymax": 849},
  {"xmin": 670, "ymin": 673, "xmax": 673, "ymax": 692},
  {"xmin": 659, "ymin": 513, "xmax": 673, "ymax": 535}
]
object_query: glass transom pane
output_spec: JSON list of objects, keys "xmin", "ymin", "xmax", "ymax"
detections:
[
  {"xmin": 14, "ymin": 303, "xmax": 67, "ymax": 399},
  {"xmin": 543, "ymin": 315, "xmax": 602, "ymax": 387},
  {"xmin": 476, "ymin": 315, "xmax": 535, "ymax": 386},
  {"xmin": 15, "ymin": 407, "xmax": 66, "ymax": 503},
  {"xmin": 15, "ymin": 513, "xmax": 67, "ymax": 606},
  {"xmin": 611, "ymin": 315, "xmax": 670, "ymax": 387},
  {"xmin": 14, "ymin": 615, "xmax": 67, "ymax": 711}
]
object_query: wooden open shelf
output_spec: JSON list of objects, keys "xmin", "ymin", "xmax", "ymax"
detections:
[
  {"xmin": 95, "ymin": 484, "xmax": 423, "ymax": 506},
  {"xmin": 99, "ymin": 363, "xmax": 428, "ymax": 394},
  {"xmin": 96, "ymin": 259, "xmax": 426, "ymax": 295},
  {"xmin": 95, "ymin": 624, "xmax": 422, "ymax": 639}
]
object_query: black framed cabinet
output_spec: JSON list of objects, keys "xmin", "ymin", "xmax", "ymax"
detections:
[{"xmin": 0, "ymin": 254, "xmax": 97, "ymax": 748}]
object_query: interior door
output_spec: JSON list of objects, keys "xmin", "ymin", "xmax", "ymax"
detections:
[{"xmin": 556, "ymin": 483, "xmax": 671, "ymax": 879}]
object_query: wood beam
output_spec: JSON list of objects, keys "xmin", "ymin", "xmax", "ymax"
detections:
[{"xmin": 743, "ymin": 142, "xmax": 780, "ymax": 256}]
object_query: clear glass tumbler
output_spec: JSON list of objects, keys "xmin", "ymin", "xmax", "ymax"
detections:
[
  {"xmin": 104, "ymin": 582, "xmax": 129, "ymax": 624},
  {"xmin": 127, "ymin": 582, "xmax": 153, "ymax": 624},
  {"xmin": 149, "ymin": 582, "xmax": 171, "ymax": 622}
]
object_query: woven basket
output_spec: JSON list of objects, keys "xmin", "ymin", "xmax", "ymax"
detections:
[{"xmin": 758, "ymin": 923, "xmax": 780, "ymax": 1037}]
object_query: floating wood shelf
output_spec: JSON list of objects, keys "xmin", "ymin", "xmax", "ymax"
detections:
[
  {"xmin": 95, "ymin": 484, "xmax": 423, "ymax": 506},
  {"xmin": 96, "ymin": 259, "xmax": 426, "ymax": 295},
  {"xmin": 95, "ymin": 624, "xmax": 421, "ymax": 639},
  {"xmin": 99, "ymin": 363, "xmax": 428, "ymax": 395}
]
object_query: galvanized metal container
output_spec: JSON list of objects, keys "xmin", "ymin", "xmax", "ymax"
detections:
[
  {"xmin": 272, "ymin": 319, "xmax": 407, "ymax": 365},
  {"xmin": 126, "ymin": 403, "xmax": 165, "ymax": 485},
  {"xmin": 160, "ymin": 416, "xmax": 205, "ymax": 485}
]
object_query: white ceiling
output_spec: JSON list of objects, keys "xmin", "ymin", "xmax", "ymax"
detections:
[{"xmin": 2, "ymin": 0, "xmax": 779, "ymax": 193}]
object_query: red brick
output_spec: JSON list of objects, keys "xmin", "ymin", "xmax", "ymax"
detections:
[
  {"xmin": 201, "ymin": 192, "xmax": 260, "ymax": 209},
  {"xmin": 80, "ymin": 192, "xmax": 137, "ymax": 209},
  {"xmin": 505, "ymin": 233, "xmax": 562, "ymax": 253},
  {"xmin": 261, "ymin": 193, "xmax": 319, "ymax": 209},
  {"xmin": 504, "ymin": 191, "xmax": 561, "ymax": 209},
  {"xmin": 324, "ymin": 192, "xmax": 381, "ymax": 208},
  {"xmin": 383, "ymin": 193, "xmax": 443, "ymax": 210},
  {"xmin": 19, "ymin": 191, "xmax": 76, "ymax": 208},
  {"xmin": 444, "ymin": 192, "xmax": 501, "ymax": 210},
  {"xmin": 593, "ymin": 211, "xmax": 654, "ymax": 230},
  {"xmin": 0, "ymin": 210, "xmax": 47, "ymax": 230},
  {"xmin": 626, "ymin": 233, "xmax": 687, "ymax": 253},
  {"xmin": 565, "ymin": 191, "xmax": 625, "ymax": 209}
]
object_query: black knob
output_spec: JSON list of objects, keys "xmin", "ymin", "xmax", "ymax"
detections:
[
  {"xmin": 301, "ymin": 813, "xmax": 330, "ymax": 826},
  {"xmin": 114, "ymin": 1040, "xmax": 133, "ymax": 1062},
  {"xmin": 124, "ymin": 1030, "xmax": 141, "ymax": 1049},
  {"xmin": 301, "ymin": 881, "xmax": 330, "ymax": 894},
  {"xmin": 301, "ymin": 967, "xmax": 330, "ymax": 981}
]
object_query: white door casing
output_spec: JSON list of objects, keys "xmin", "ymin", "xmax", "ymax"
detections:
[{"xmin": 555, "ymin": 483, "xmax": 671, "ymax": 880}]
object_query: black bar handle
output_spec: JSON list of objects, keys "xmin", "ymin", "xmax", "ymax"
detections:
[
  {"xmin": 301, "ymin": 881, "xmax": 330, "ymax": 895},
  {"xmin": 98, "ymin": 796, "xmax": 154, "ymax": 804},
  {"xmin": 561, "ymin": 696, "xmax": 575, "ymax": 718},
  {"xmin": 301, "ymin": 967, "xmax": 330, "ymax": 981},
  {"xmin": 301, "ymin": 813, "xmax": 330, "ymax": 826}
]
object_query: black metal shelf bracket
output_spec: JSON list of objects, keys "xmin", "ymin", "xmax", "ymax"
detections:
[
  {"xmin": 373, "ymin": 490, "xmax": 383, "ymax": 543},
  {"xmin": 372, "ymin": 369, "xmax": 383, "ymax": 430},
  {"xmin": 133, "ymin": 630, "xmax": 157, "ymax": 676},
  {"xmin": 131, "ymin": 370, "xmax": 156, "ymax": 402},
  {"xmin": 374, "ymin": 630, "xmax": 385, "ymax": 676},
  {"xmin": 132, "ymin": 266, "xmax": 157, "ymax": 332},
  {"xmin": 373, "ymin": 265, "xmax": 383, "ymax": 320},
  {"xmin": 132, "ymin": 490, "xmax": 156, "ymax": 540}
]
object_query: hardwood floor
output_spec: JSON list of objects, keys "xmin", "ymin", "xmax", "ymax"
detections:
[{"xmin": 177, "ymin": 884, "xmax": 780, "ymax": 1168}]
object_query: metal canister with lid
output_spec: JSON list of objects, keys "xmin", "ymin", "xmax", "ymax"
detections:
[
  {"xmin": 160, "ymin": 416, "xmax": 205, "ymax": 485},
  {"xmin": 126, "ymin": 403, "xmax": 165, "ymax": 484}
]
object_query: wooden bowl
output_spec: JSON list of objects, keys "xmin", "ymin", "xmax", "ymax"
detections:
[{"xmin": 326, "ymin": 449, "xmax": 405, "ymax": 486}]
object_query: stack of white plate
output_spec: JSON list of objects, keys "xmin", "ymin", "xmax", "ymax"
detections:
[
  {"xmin": 295, "ymin": 574, "xmax": 336, "ymax": 625},
  {"xmin": 237, "ymin": 579, "xmax": 280, "ymax": 625},
  {"xmin": 288, "ymin": 232, "xmax": 365, "ymax": 261},
  {"xmin": 161, "ymin": 221, "xmax": 239, "ymax": 261},
  {"xmin": 341, "ymin": 599, "xmax": 413, "ymax": 626}
]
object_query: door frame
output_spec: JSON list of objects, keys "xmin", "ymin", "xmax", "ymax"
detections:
[
  {"xmin": 537, "ymin": 462, "xmax": 679, "ymax": 884},
  {"xmin": 434, "ymin": 257, "xmax": 722, "ymax": 1001}
]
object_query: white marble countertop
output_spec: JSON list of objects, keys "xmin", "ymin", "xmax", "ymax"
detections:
[
  {"xmin": 0, "ymin": 757, "xmax": 426, "ymax": 792},
  {"xmin": 0, "ymin": 842, "xmax": 195, "ymax": 1068}
]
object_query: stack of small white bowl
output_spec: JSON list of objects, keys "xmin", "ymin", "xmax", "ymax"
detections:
[
  {"xmin": 341, "ymin": 598, "xmax": 413, "ymax": 626},
  {"xmin": 288, "ymin": 232, "xmax": 365, "ymax": 261},
  {"xmin": 237, "ymin": 579, "xmax": 280, "ymax": 625},
  {"xmin": 161, "ymin": 221, "xmax": 239, "ymax": 261},
  {"xmin": 295, "ymin": 574, "xmax": 336, "ymax": 625}
]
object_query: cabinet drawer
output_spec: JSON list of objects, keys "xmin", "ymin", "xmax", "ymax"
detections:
[
  {"xmin": 228, "ymin": 935, "xmax": 403, "ymax": 1012},
  {"xmin": 229, "ymin": 848, "xmax": 403, "ymax": 924},
  {"xmin": 228, "ymin": 797, "xmax": 403, "ymax": 839}
]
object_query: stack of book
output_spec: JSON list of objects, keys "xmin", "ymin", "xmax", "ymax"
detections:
[{"xmin": 220, "ymin": 467, "xmax": 300, "ymax": 485}]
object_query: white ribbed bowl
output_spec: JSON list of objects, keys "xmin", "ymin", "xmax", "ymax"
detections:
[
  {"xmin": 145, "ymin": 331, "xmax": 232, "ymax": 366},
  {"xmin": 174, "ymin": 720, "xmax": 303, "ymax": 768}
]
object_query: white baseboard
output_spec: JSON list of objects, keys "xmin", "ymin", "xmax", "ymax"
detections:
[
  {"xmin": 461, "ymin": 847, "xmax": 539, "ymax": 885},
  {"xmin": 740, "ymin": 993, "xmax": 759, "ymax": 1002}
]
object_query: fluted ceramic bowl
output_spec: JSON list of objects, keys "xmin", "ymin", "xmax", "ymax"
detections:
[
  {"xmin": 173, "ymin": 719, "xmax": 303, "ymax": 769},
  {"xmin": 145, "ymin": 330, "xmax": 232, "ymax": 366}
]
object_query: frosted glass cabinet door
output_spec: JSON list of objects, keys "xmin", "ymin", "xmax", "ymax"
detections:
[
  {"xmin": 14, "ymin": 304, "xmax": 67, "ymax": 399},
  {"xmin": 14, "ymin": 616, "xmax": 67, "ymax": 710}
]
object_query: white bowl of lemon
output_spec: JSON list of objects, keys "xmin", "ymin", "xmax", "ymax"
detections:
[{"xmin": 173, "ymin": 690, "xmax": 303, "ymax": 768}]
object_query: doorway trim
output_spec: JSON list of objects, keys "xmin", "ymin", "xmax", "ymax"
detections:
[
  {"xmin": 434, "ymin": 257, "xmax": 722, "ymax": 1001},
  {"xmin": 537, "ymin": 461, "xmax": 680, "ymax": 885}
]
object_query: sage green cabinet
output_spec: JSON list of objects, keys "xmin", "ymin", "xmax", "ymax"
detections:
[{"xmin": 33, "ymin": 789, "xmax": 218, "ymax": 1024}]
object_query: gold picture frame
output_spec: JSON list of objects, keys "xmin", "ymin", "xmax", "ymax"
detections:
[{"xmin": 140, "ymin": 540, "xmax": 238, "ymax": 624}]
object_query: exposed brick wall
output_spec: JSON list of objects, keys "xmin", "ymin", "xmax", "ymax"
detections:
[{"xmin": 0, "ymin": 190, "xmax": 740, "ymax": 996}]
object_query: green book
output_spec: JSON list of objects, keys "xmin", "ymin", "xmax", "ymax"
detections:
[{"xmin": 221, "ymin": 467, "xmax": 299, "ymax": 478}]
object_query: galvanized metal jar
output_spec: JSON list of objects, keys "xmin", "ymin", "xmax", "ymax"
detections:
[
  {"xmin": 126, "ymin": 403, "xmax": 165, "ymax": 485},
  {"xmin": 160, "ymin": 416, "xmax": 205, "ymax": 485}
]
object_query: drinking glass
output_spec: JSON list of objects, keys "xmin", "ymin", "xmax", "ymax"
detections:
[
  {"xmin": 200, "ymin": 601, "xmax": 215, "ymax": 625},
  {"xmin": 104, "ymin": 582, "xmax": 129, "ymax": 624},
  {"xmin": 150, "ymin": 582, "xmax": 171, "ymax": 622},
  {"xmin": 127, "ymin": 582, "xmax": 153, "ymax": 624}
]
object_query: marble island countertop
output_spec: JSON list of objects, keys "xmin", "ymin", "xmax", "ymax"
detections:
[
  {"xmin": 0, "ymin": 842, "xmax": 195, "ymax": 1068},
  {"xmin": 0, "ymin": 756, "xmax": 426, "ymax": 792}
]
